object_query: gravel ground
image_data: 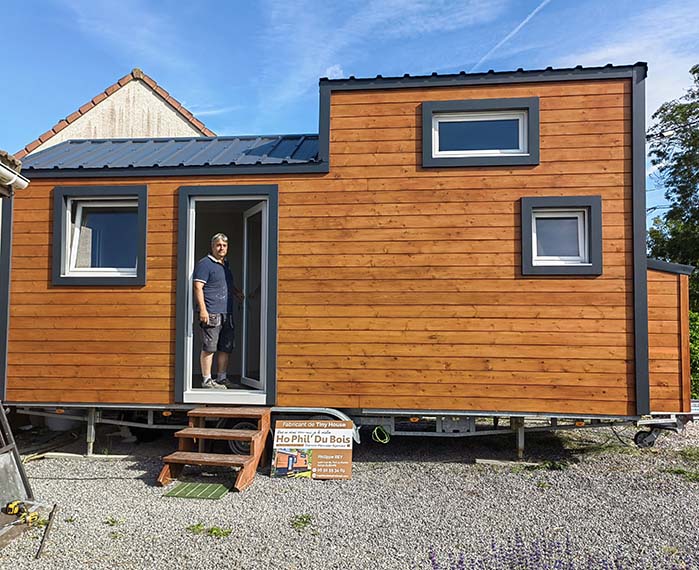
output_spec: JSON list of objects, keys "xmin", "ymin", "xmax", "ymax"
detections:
[{"xmin": 3, "ymin": 421, "xmax": 699, "ymax": 569}]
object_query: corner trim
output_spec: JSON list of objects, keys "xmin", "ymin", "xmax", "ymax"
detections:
[
  {"xmin": 422, "ymin": 97, "xmax": 540, "ymax": 168},
  {"xmin": 51, "ymin": 186, "xmax": 148, "ymax": 286},
  {"xmin": 175, "ymin": 185, "xmax": 279, "ymax": 406},
  {"xmin": 632, "ymin": 65, "xmax": 650, "ymax": 416},
  {"xmin": 520, "ymin": 196, "xmax": 603, "ymax": 276},
  {"xmin": 647, "ymin": 258, "xmax": 694, "ymax": 275},
  {"xmin": 0, "ymin": 198, "xmax": 14, "ymax": 400}
]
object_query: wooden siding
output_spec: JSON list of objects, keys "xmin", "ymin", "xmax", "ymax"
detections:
[
  {"xmin": 648, "ymin": 270, "xmax": 691, "ymax": 413},
  {"xmin": 7, "ymin": 78, "xmax": 639, "ymax": 415}
]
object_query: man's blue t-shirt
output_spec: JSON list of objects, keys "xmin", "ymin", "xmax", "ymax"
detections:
[{"xmin": 193, "ymin": 255, "xmax": 234, "ymax": 314}]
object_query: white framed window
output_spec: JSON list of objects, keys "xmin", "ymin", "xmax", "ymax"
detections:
[
  {"xmin": 52, "ymin": 186, "xmax": 147, "ymax": 286},
  {"xmin": 432, "ymin": 110, "xmax": 528, "ymax": 158},
  {"xmin": 531, "ymin": 208, "xmax": 589, "ymax": 266},
  {"xmin": 521, "ymin": 196, "xmax": 602, "ymax": 276},
  {"xmin": 64, "ymin": 198, "xmax": 139, "ymax": 277}
]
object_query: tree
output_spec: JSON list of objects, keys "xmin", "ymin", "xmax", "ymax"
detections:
[{"xmin": 647, "ymin": 64, "xmax": 699, "ymax": 308}]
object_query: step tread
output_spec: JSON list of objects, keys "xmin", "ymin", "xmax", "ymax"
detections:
[
  {"xmin": 163, "ymin": 451, "xmax": 253, "ymax": 468},
  {"xmin": 188, "ymin": 406, "xmax": 271, "ymax": 419},
  {"xmin": 175, "ymin": 427, "xmax": 259, "ymax": 441}
]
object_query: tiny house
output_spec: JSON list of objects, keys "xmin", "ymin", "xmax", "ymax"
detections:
[{"xmin": 0, "ymin": 63, "xmax": 693, "ymax": 433}]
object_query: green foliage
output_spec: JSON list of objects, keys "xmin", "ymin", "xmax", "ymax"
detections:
[
  {"xmin": 186, "ymin": 522, "xmax": 206, "ymax": 535},
  {"xmin": 186, "ymin": 522, "xmax": 232, "ymax": 538},
  {"xmin": 206, "ymin": 526, "xmax": 232, "ymax": 538},
  {"xmin": 680, "ymin": 446, "xmax": 699, "ymax": 461},
  {"xmin": 647, "ymin": 64, "xmax": 699, "ymax": 308},
  {"xmin": 662, "ymin": 467, "xmax": 699, "ymax": 482},
  {"xmin": 690, "ymin": 311, "xmax": 699, "ymax": 399},
  {"xmin": 290, "ymin": 513, "xmax": 313, "ymax": 532},
  {"xmin": 103, "ymin": 517, "xmax": 122, "ymax": 527},
  {"xmin": 63, "ymin": 517, "xmax": 75, "ymax": 523}
]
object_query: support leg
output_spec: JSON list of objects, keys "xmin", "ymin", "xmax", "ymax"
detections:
[
  {"xmin": 86, "ymin": 407, "xmax": 96, "ymax": 456},
  {"xmin": 515, "ymin": 418, "xmax": 525, "ymax": 460}
]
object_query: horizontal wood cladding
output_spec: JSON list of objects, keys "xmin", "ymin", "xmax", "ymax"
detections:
[
  {"xmin": 648, "ymin": 270, "xmax": 691, "ymax": 413},
  {"xmin": 7, "ymin": 77, "xmax": 640, "ymax": 415}
]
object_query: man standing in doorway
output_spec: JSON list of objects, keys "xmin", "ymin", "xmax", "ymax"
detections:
[{"xmin": 193, "ymin": 233, "xmax": 244, "ymax": 389}]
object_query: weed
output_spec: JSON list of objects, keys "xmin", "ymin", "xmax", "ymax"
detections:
[
  {"xmin": 186, "ymin": 522, "xmax": 206, "ymax": 535},
  {"xmin": 679, "ymin": 447, "xmax": 699, "ymax": 462},
  {"xmin": 291, "ymin": 514, "xmax": 313, "ymax": 532},
  {"xmin": 662, "ymin": 467, "xmax": 699, "ymax": 482},
  {"xmin": 109, "ymin": 531, "xmax": 122, "ymax": 539},
  {"xmin": 34, "ymin": 518, "xmax": 49, "ymax": 528},
  {"xmin": 206, "ymin": 526, "xmax": 232, "ymax": 538},
  {"xmin": 104, "ymin": 517, "xmax": 122, "ymax": 527},
  {"xmin": 662, "ymin": 545, "xmax": 680, "ymax": 556},
  {"xmin": 64, "ymin": 517, "xmax": 75, "ymax": 523},
  {"xmin": 536, "ymin": 480, "xmax": 551, "ymax": 490}
]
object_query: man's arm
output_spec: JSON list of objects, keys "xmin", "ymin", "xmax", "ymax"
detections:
[{"xmin": 193, "ymin": 281, "xmax": 209, "ymax": 323}]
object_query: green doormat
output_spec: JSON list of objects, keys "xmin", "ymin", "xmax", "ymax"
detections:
[{"xmin": 164, "ymin": 483, "xmax": 229, "ymax": 500}]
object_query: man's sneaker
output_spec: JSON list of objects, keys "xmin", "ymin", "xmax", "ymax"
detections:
[
  {"xmin": 202, "ymin": 378, "xmax": 226, "ymax": 390},
  {"xmin": 218, "ymin": 377, "xmax": 237, "ymax": 389}
]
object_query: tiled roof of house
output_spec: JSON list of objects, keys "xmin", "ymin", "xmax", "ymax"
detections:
[
  {"xmin": 21, "ymin": 135, "xmax": 320, "ymax": 171},
  {"xmin": 15, "ymin": 68, "xmax": 216, "ymax": 160}
]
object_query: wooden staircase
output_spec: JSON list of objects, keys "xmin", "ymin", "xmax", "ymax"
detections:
[{"xmin": 157, "ymin": 406, "xmax": 271, "ymax": 492}]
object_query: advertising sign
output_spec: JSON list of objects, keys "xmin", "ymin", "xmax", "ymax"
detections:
[{"xmin": 271, "ymin": 419, "xmax": 354, "ymax": 480}]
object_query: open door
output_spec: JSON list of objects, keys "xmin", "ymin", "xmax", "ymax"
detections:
[{"xmin": 241, "ymin": 202, "xmax": 267, "ymax": 389}]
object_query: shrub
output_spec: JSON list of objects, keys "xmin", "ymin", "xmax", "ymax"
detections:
[{"xmin": 690, "ymin": 311, "xmax": 699, "ymax": 399}]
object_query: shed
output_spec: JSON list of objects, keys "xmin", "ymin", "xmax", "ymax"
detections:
[{"xmin": 1, "ymin": 62, "xmax": 692, "ymax": 422}]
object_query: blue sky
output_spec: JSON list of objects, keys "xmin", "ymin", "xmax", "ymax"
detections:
[{"xmin": 2, "ymin": 0, "xmax": 698, "ymax": 214}]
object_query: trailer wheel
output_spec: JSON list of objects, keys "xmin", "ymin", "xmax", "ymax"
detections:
[
  {"xmin": 634, "ymin": 430, "xmax": 656, "ymax": 448},
  {"xmin": 220, "ymin": 420, "xmax": 258, "ymax": 455}
]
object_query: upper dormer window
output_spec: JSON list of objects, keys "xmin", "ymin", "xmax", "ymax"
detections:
[
  {"xmin": 433, "ymin": 110, "xmax": 527, "ymax": 158},
  {"xmin": 422, "ymin": 97, "xmax": 539, "ymax": 168}
]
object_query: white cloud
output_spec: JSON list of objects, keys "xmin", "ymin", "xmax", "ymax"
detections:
[
  {"xmin": 324, "ymin": 65, "xmax": 345, "ymax": 79},
  {"xmin": 258, "ymin": 0, "xmax": 508, "ymax": 108},
  {"xmin": 554, "ymin": 2, "xmax": 698, "ymax": 121}
]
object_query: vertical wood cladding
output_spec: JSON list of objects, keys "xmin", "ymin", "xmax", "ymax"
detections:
[
  {"xmin": 648, "ymin": 269, "xmax": 691, "ymax": 413},
  {"xmin": 6, "ymin": 78, "xmax": 649, "ymax": 415}
]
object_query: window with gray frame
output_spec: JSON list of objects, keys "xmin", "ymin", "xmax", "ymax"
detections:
[
  {"xmin": 521, "ymin": 196, "xmax": 603, "ymax": 276},
  {"xmin": 422, "ymin": 97, "xmax": 540, "ymax": 167},
  {"xmin": 52, "ymin": 186, "xmax": 147, "ymax": 286}
]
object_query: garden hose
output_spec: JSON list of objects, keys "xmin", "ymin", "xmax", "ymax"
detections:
[{"xmin": 372, "ymin": 426, "xmax": 390, "ymax": 444}]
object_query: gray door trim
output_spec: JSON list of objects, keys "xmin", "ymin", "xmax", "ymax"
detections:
[
  {"xmin": 0, "ymin": 198, "xmax": 13, "ymax": 400},
  {"xmin": 175, "ymin": 185, "xmax": 279, "ymax": 406}
]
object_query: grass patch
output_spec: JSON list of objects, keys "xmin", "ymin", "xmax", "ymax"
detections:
[
  {"xmin": 290, "ymin": 514, "xmax": 313, "ymax": 532},
  {"xmin": 186, "ymin": 522, "xmax": 232, "ymax": 538},
  {"xmin": 679, "ymin": 447, "xmax": 699, "ymax": 462},
  {"xmin": 662, "ymin": 467, "xmax": 699, "ymax": 482},
  {"xmin": 103, "ymin": 517, "xmax": 122, "ymax": 527},
  {"xmin": 206, "ymin": 526, "xmax": 232, "ymax": 538}
]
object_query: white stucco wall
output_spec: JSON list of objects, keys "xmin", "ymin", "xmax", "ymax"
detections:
[{"xmin": 30, "ymin": 81, "xmax": 205, "ymax": 154}]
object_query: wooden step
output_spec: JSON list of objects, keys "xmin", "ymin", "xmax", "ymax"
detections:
[
  {"xmin": 175, "ymin": 427, "xmax": 258, "ymax": 441},
  {"xmin": 163, "ymin": 451, "xmax": 253, "ymax": 468},
  {"xmin": 188, "ymin": 406, "xmax": 270, "ymax": 420}
]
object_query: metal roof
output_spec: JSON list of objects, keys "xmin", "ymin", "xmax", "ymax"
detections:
[{"xmin": 21, "ymin": 135, "xmax": 320, "ymax": 172}]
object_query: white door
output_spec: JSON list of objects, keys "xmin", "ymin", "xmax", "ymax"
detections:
[{"xmin": 241, "ymin": 202, "xmax": 267, "ymax": 389}]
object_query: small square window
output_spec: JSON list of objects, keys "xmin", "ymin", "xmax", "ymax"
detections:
[
  {"xmin": 521, "ymin": 197, "xmax": 602, "ymax": 276},
  {"xmin": 422, "ymin": 98, "xmax": 539, "ymax": 168},
  {"xmin": 68, "ymin": 200, "xmax": 139, "ymax": 276},
  {"xmin": 52, "ymin": 186, "xmax": 147, "ymax": 286},
  {"xmin": 532, "ymin": 209, "xmax": 588, "ymax": 265}
]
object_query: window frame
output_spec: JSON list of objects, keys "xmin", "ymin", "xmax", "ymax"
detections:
[
  {"xmin": 521, "ymin": 196, "xmax": 602, "ymax": 276},
  {"xmin": 52, "ymin": 186, "xmax": 147, "ymax": 286},
  {"xmin": 432, "ymin": 110, "xmax": 528, "ymax": 158},
  {"xmin": 422, "ymin": 97, "xmax": 540, "ymax": 167}
]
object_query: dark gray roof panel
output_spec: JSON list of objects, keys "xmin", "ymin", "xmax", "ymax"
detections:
[{"xmin": 22, "ymin": 136, "xmax": 320, "ymax": 172}]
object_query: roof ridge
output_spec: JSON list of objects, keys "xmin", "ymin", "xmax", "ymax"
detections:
[{"xmin": 15, "ymin": 68, "xmax": 216, "ymax": 159}]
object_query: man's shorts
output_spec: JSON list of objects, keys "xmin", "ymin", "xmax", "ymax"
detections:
[{"xmin": 199, "ymin": 313, "xmax": 235, "ymax": 353}]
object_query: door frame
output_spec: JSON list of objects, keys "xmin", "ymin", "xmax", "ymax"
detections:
[
  {"xmin": 241, "ymin": 201, "xmax": 268, "ymax": 390},
  {"xmin": 175, "ymin": 185, "xmax": 278, "ymax": 405},
  {"xmin": 0, "ymin": 197, "xmax": 13, "ymax": 400}
]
